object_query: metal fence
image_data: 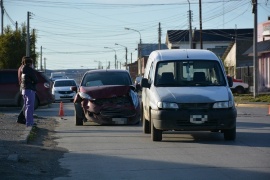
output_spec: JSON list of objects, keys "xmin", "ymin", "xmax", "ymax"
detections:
[{"xmin": 236, "ymin": 66, "xmax": 253, "ymax": 86}]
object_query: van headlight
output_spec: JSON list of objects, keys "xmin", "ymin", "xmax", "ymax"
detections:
[
  {"xmin": 157, "ymin": 102, "xmax": 178, "ymax": 109},
  {"xmin": 213, "ymin": 101, "xmax": 233, "ymax": 108}
]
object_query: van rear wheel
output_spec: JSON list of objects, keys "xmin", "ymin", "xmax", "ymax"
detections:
[{"xmin": 142, "ymin": 109, "xmax": 150, "ymax": 134}]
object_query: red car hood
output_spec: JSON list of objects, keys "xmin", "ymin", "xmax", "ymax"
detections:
[{"xmin": 79, "ymin": 85, "xmax": 132, "ymax": 99}]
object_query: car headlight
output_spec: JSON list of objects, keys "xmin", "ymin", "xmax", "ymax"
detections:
[
  {"xmin": 78, "ymin": 92, "xmax": 94, "ymax": 100},
  {"xmin": 44, "ymin": 82, "xmax": 50, "ymax": 88},
  {"xmin": 157, "ymin": 102, "xmax": 178, "ymax": 109},
  {"xmin": 213, "ymin": 101, "xmax": 233, "ymax": 108}
]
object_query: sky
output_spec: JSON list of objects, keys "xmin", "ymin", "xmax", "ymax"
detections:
[{"xmin": 4, "ymin": 0, "xmax": 270, "ymax": 70}]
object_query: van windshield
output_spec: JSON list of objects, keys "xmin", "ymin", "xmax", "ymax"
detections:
[{"xmin": 155, "ymin": 60, "xmax": 226, "ymax": 87}]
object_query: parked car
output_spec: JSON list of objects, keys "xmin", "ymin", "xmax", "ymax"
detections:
[
  {"xmin": 50, "ymin": 72, "xmax": 68, "ymax": 81},
  {"xmin": 52, "ymin": 79, "xmax": 77, "ymax": 102},
  {"xmin": 141, "ymin": 49, "xmax": 237, "ymax": 141},
  {"xmin": 72, "ymin": 69, "xmax": 140, "ymax": 126},
  {"xmin": 230, "ymin": 78, "xmax": 249, "ymax": 94},
  {"xmin": 0, "ymin": 69, "xmax": 54, "ymax": 109}
]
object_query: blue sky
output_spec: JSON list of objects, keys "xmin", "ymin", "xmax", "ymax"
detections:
[{"xmin": 4, "ymin": 0, "xmax": 270, "ymax": 70}]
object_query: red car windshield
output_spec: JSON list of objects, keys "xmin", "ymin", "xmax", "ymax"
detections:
[{"xmin": 82, "ymin": 72, "xmax": 132, "ymax": 87}]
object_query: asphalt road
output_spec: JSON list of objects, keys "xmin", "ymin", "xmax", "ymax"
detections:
[{"xmin": 2, "ymin": 102, "xmax": 270, "ymax": 179}]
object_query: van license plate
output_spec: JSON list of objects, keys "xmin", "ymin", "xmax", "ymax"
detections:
[
  {"xmin": 190, "ymin": 115, "xmax": 208, "ymax": 124},
  {"xmin": 112, "ymin": 118, "xmax": 127, "ymax": 124}
]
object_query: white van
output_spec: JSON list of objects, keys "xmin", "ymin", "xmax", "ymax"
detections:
[{"xmin": 141, "ymin": 49, "xmax": 237, "ymax": 141}]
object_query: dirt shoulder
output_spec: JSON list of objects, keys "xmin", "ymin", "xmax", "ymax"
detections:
[{"xmin": 0, "ymin": 113, "xmax": 69, "ymax": 179}]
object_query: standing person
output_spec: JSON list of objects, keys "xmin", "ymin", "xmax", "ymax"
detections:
[
  {"xmin": 17, "ymin": 58, "xmax": 26, "ymax": 124},
  {"xmin": 20, "ymin": 57, "xmax": 38, "ymax": 127}
]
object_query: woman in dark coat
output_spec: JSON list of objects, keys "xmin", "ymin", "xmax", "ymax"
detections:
[{"xmin": 20, "ymin": 57, "xmax": 38, "ymax": 127}]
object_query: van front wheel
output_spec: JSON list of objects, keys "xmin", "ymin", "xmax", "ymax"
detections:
[
  {"xmin": 151, "ymin": 116, "xmax": 162, "ymax": 141},
  {"xmin": 142, "ymin": 109, "xmax": 150, "ymax": 134},
  {"xmin": 224, "ymin": 127, "xmax": 236, "ymax": 140}
]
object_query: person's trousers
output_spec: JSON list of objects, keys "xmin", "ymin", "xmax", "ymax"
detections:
[
  {"xmin": 18, "ymin": 104, "xmax": 25, "ymax": 120},
  {"xmin": 22, "ymin": 89, "xmax": 35, "ymax": 126}
]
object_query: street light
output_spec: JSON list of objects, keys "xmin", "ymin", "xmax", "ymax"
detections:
[
  {"xmin": 104, "ymin": 47, "xmax": 117, "ymax": 69},
  {"xmin": 115, "ymin": 43, "xmax": 128, "ymax": 70},
  {"xmin": 125, "ymin": 27, "xmax": 142, "ymax": 75},
  {"xmin": 124, "ymin": 27, "xmax": 142, "ymax": 58}
]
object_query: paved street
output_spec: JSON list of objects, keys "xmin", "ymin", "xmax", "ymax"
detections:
[{"xmin": 31, "ymin": 102, "xmax": 270, "ymax": 180}]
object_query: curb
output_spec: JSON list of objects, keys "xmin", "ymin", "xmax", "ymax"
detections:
[
  {"xmin": 236, "ymin": 103, "xmax": 269, "ymax": 108},
  {"xmin": 19, "ymin": 126, "xmax": 32, "ymax": 144}
]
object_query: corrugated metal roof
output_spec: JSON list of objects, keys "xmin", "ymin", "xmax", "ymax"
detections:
[
  {"xmin": 243, "ymin": 40, "xmax": 270, "ymax": 56},
  {"xmin": 140, "ymin": 44, "xmax": 168, "ymax": 57},
  {"xmin": 167, "ymin": 29, "xmax": 253, "ymax": 43}
]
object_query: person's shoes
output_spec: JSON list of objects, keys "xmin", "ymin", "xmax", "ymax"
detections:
[{"xmin": 17, "ymin": 118, "xmax": 26, "ymax": 124}]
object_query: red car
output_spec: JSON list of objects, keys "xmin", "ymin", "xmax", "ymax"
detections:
[
  {"xmin": 72, "ymin": 69, "xmax": 140, "ymax": 126},
  {"xmin": 0, "ymin": 69, "xmax": 54, "ymax": 109}
]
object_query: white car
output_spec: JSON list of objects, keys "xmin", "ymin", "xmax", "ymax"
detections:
[
  {"xmin": 230, "ymin": 78, "xmax": 249, "ymax": 94},
  {"xmin": 52, "ymin": 79, "xmax": 77, "ymax": 102}
]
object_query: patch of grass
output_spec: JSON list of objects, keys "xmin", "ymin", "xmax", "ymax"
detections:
[{"xmin": 234, "ymin": 93, "xmax": 270, "ymax": 103}]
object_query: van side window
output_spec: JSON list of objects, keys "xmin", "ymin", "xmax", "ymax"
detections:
[
  {"xmin": 148, "ymin": 63, "xmax": 154, "ymax": 84},
  {"xmin": 156, "ymin": 62, "xmax": 175, "ymax": 85}
]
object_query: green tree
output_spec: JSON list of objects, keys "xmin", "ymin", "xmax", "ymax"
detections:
[{"xmin": 0, "ymin": 24, "xmax": 38, "ymax": 69}]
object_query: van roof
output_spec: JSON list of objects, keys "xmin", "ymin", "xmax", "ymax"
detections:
[{"xmin": 150, "ymin": 49, "xmax": 220, "ymax": 62}]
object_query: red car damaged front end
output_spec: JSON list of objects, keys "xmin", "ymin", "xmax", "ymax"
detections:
[{"xmin": 74, "ymin": 85, "xmax": 140, "ymax": 125}]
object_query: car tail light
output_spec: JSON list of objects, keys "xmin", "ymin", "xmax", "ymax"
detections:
[{"xmin": 44, "ymin": 82, "xmax": 50, "ymax": 88}]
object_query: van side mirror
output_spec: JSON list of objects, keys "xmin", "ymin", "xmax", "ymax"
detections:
[
  {"xmin": 227, "ymin": 76, "xmax": 233, "ymax": 87},
  {"xmin": 141, "ymin": 78, "xmax": 150, "ymax": 89},
  {"xmin": 135, "ymin": 84, "xmax": 142, "ymax": 91}
]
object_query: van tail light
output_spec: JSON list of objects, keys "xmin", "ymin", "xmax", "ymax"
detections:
[{"xmin": 44, "ymin": 82, "xmax": 50, "ymax": 88}]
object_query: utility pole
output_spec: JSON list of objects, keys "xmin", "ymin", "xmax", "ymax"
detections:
[
  {"xmin": 199, "ymin": 0, "xmax": 203, "ymax": 49},
  {"xmin": 252, "ymin": 0, "xmax": 258, "ymax": 97},
  {"xmin": 131, "ymin": 52, "xmax": 132, "ymax": 64},
  {"xmin": 40, "ymin": 46, "xmax": 43, "ymax": 71},
  {"xmin": 125, "ymin": 47, "xmax": 128, "ymax": 70},
  {"xmin": 1, "ymin": 0, "xmax": 4, "ymax": 35},
  {"xmin": 187, "ymin": 0, "xmax": 192, "ymax": 49},
  {"xmin": 158, "ymin": 22, "xmax": 161, "ymax": 50},
  {"xmin": 33, "ymin": 29, "xmax": 36, "ymax": 68},
  {"xmin": 26, "ymin": 11, "xmax": 31, "ymax": 57},
  {"xmin": 44, "ymin": 58, "xmax": 46, "ymax": 73}
]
